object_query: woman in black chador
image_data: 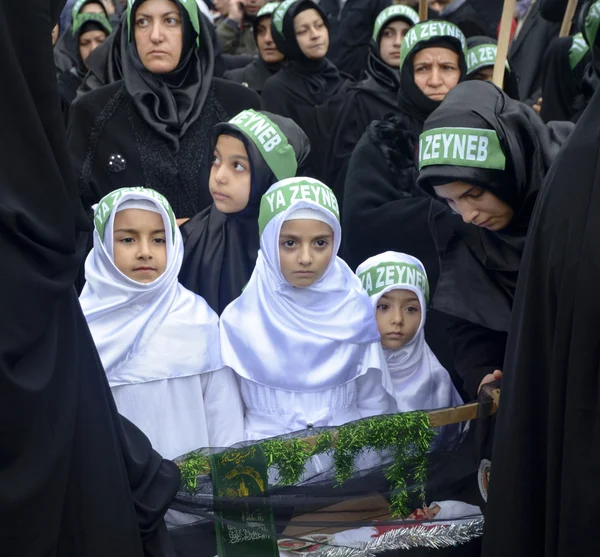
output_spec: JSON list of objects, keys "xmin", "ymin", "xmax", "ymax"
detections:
[
  {"xmin": 417, "ymin": 79, "xmax": 571, "ymax": 399},
  {"xmin": 0, "ymin": 1, "xmax": 179, "ymax": 555},
  {"xmin": 68, "ymin": 0, "xmax": 260, "ymax": 218}
]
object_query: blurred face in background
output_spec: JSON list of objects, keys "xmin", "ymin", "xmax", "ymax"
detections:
[
  {"xmin": 80, "ymin": 1, "xmax": 105, "ymax": 14},
  {"xmin": 245, "ymin": 0, "xmax": 267, "ymax": 17},
  {"xmin": 256, "ymin": 16, "xmax": 285, "ymax": 63},
  {"xmin": 212, "ymin": 0, "xmax": 229, "ymax": 17},
  {"xmin": 429, "ymin": 0, "xmax": 453, "ymax": 12},
  {"xmin": 79, "ymin": 29, "xmax": 108, "ymax": 65},
  {"xmin": 294, "ymin": 8, "xmax": 329, "ymax": 60},
  {"xmin": 52, "ymin": 24, "xmax": 59, "ymax": 45}
]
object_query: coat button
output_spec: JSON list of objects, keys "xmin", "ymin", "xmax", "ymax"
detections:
[
  {"xmin": 307, "ymin": 423, "xmax": 313, "ymax": 430},
  {"xmin": 107, "ymin": 153, "xmax": 127, "ymax": 173}
]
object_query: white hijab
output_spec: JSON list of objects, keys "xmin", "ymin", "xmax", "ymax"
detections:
[
  {"xmin": 220, "ymin": 177, "xmax": 381, "ymax": 392},
  {"xmin": 80, "ymin": 187, "xmax": 222, "ymax": 387},
  {"xmin": 356, "ymin": 252, "xmax": 463, "ymax": 411}
]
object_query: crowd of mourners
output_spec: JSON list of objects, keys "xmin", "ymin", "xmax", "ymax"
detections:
[{"xmin": 3, "ymin": 0, "xmax": 600, "ymax": 555}]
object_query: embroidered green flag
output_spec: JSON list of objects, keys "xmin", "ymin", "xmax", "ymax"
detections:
[{"xmin": 209, "ymin": 446, "xmax": 278, "ymax": 557}]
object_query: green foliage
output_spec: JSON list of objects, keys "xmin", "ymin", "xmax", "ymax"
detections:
[{"xmin": 178, "ymin": 413, "xmax": 435, "ymax": 518}]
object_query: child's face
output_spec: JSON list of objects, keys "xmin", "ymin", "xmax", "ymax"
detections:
[
  {"xmin": 113, "ymin": 209, "xmax": 167, "ymax": 283},
  {"xmin": 279, "ymin": 219, "xmax": 334, "ymax": 288},
  {"xmin": 210, "ymin": 135, "xmax": 252, "ymax": 214},
  {"xmin": 376, "ymin": 289, "xmax": 421, "ymax": 350}
]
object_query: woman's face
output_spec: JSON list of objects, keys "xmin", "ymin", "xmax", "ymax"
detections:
[
  {"xmin": 470, "ymin": 66, "xmax": 494, "ymax": 82},
  {"xmin": 294, "ymin": 8, "xmax": 329, "ymax": 60},
  {"xmin": 379, "ymin": 20, "xmax": 411, "ymax": 68},
  {"xmin": 79, "ymin": 29, "xmax": 108, "ymax": 65},
  {"xmin": 413, "ymin": 47, "xmax": 460, "ymax": 101},
  {"xmin": 212, "ymin": 0, "xmax": 229, "ymax": 16},
  {"xmin": 256, "ymin": 16, "xmax": 285, "ymax": 64},
  {"xmin": 433, "ymin": 181, "xmax": 514, "ymax": 231},
  {"xmin": 134, "ymin": 0, "xmax": 183, "ymax": 74}
]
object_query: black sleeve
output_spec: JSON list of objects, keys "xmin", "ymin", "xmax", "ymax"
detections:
[
  {"xmin": 329, "ymin": 0, "xmax": 390, "ymax": 80},
  {"xmin": 445, "ymin": 315, "xmax": 507, "ymax": 401}
]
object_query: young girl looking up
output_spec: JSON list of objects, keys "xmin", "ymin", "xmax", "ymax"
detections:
[
  {"xmin": 80, "ymin": 187, "xmax": 244, "ymax": 458},
  {"xmin": 220, "ymin": 177, "xmax": 397, "ymax": 441},
  {"xmin": 357, "ymin": 252, "xmax": 463, "ymax": 412},
  {"xmin": 180, "ymin": 109, "xmax": 310, "ymax": 314}
]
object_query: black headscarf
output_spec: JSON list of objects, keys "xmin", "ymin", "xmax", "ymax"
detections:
[
  {"xmin": 417, "ymin": 80, "xmax": 572, "ymax": 332},
  {"xmin": 397, "ymin": 20, "xmax": 468, "ymax": 125},
  {"xmin": 269, "ymin": 0, "xmax": 344, "ymax": 105},
  {"xmin": 123, "ymin": 0, "xmax": 214, "ymax": 152},
  {"xmin": 465, "ymin": 36, "xmax": 520, "ymax": 100},
  {"xmin": 179, "ymin": 111, "xmax": 311, "ymax": 314}
]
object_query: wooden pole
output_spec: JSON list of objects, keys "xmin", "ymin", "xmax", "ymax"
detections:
[
  {"xmin": 419, "ymin": 0, "xmax": 428, "ymax": 21},
  {"xmin": 493, "ymin": 0, "xmax": 517, "ymax": 88},
  {"xmin": 559, "ymin": 0, "xmax": 579, "ymax": 37}
]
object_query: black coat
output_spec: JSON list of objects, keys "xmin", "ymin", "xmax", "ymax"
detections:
[
  {"xmin": 69, "ymin": 78, "xmax": 260, "ymax": 217},
  {"xmin": 0, "ymin": 1, "xmax": 179, "ymax": 555},
  {"xmin": 223, "ymin": 57, "xmax": 282, "ymax": 94}
]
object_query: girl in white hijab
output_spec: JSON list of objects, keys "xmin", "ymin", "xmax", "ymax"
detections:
[
  {"xmin": 80, "ymin": 187, "xmax": 244, "ymax": 459},
  {"xmin": 220, "ymin": 177, "xmax": 397, "ymax": 441},
  {"xmin": 356, "ymin": 251, "xmax": 463, "ymax": 412}
]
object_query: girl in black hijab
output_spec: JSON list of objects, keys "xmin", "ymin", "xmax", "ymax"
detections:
[
  {"xmin": 261, "ymin": 0, "xmax": 351, "ymax": 124},
  {"xmin": 179, "ymin": 109, "xmax": 310, "ymax": 314},
  {"xmin": 416, "ymin": 79, "xmax": 571, "ymax": 398},
  {"xmin": 342, "ymin": 20, "xmax": 468, "ymax": 385},
  {"xmin": 58, "ymin": 10, "xmax": 113, "ymax": 105},
  {"xmin": 68, "ymin": 0, "xmax": 260, "ymax": 218}
]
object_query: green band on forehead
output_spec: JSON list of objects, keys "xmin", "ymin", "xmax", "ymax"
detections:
[
  {"xmin": 569, "ymin": 33, "xmax": 589, "ymax": 69},
  {"xmin": 127, "ymin": 0, "xmax": 200, "ymax": 46},
  {"xmin": 400, "ymin": 20, "xmax": 466, "ymax": 70},
  {"xmin": 72, "ymin": 0, "xmax": 92, "ymax": 21},
  {"xmin": 359, "ymin": 262, "xmax": 430, "ymax": 303},
  {"xmin": 258, "ymin": 181, "xmax": 340, "ymax": 236},
  {"xmin": 585, "ymin": 1, "xmax": 600, "ymax": 47},
  {"xmin": 418, "ymin": 127, "xmax": 506, "ymax": 171},
  {"xmin": 467, "ymin": 44, "xmax": 508, "ymax": 74},
  {"xmin": 257, "ymin": 1, "xmax": 280, "ymax": 18},
  {"xmin": 229, "ymin": 109, "xmax": 298, "ymax": 181},
  {"xmin": 372, "ymin": 5, "xmax": 419, "ymax": 42},
  {"xmin": 73, "ymin": 11, "xmax": 113, "ymax": 34},
  {"xmin": 94, "ymin": 187, "xmax": 177, "ymax": 242},
  {"xmin": 272, "ymin": 0, "xmax": 297, "ymax": 36}
]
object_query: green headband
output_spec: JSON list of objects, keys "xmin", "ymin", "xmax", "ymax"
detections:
[
  {"xmin": 257, "ymin": 1, "xmax": 281, "ymax": 19},
  {"xmin": 73, "ymin": 11, "xmax": 113, "ymax": 35},
  {"xmin": 94, "ymin": 187, "xmax": 177, "ymax": 242},
  {"xmin": 372, "ymin": 5, "xmax": 419, "ymax": 42},
  {"xmin": 272, "ymin": 0, "xmax": 298, "ymax": 36},
  {"xmin": 359, "ymin": 262, "xmax": 430, "ymax": 303},
  {"xmin": 569, "ymin": 33, "xmax": 589, "ymax": 69},
  {"xmin": 400, "ymin": 20, "xmax": 466, "ymax": 70},
  {"xmin": 228, "ymin": 110, "xmax": 298, "ymax": 182},
  {"xmin": 127, "ymin": 0, "xmax": 200, "ymax": 46},
  {"xmin": 258, "ymin": 180, "xmax": 339, "ymax": 236},
  {"xmin": 72, "ymin": 0, "xmax": 99, "ymax": 21},
  {"xmin": 418, "ymin": 127, "xmax": 506, "ymax": 171},
  {"xmin": 466, "ymin": 44, "xmax": 509, "ymax": 74},
  {"xmin": 585, "ymin": 0, "xmax": 600, "ymax": 47}
]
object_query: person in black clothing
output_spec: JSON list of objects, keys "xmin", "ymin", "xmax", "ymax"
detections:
[
  {"xmin": 68, "ymin": 0, "xmax": 260, "ymax": 218},
  {"xmin": 0, "ymin": 1, "xmax": 179, "ymax": 555},
  {"xmin": 223, "ymin": 2, "xmax": 285, "ymax": 94},
  {"xmin": 416, "ymin": 80, "xmax": 571, "ymax": 399},
  {"xmin": 482, "ymin": 7, "xmax": 600, "ymax": 553},
  {"xmin": 314, "ymin": 4, "xmax": 420, "ymax": 206},
  {"xmin": 261, "ymin": 0, "xmax": 351, "ymax": 124},
  {"xmin": 179, "ymin": 109, "xmax": 310, "ymax": 314},
  {"xmin": 465, "ymin": 36, "xmax": 520, "ymax": 99},
  {"xmin": 342, "ymin": 20, "xmax": 468, "ymax": 380},
  {"xmin": 58, "ymin": 10, "xmax": 113, "ymax": 105}
]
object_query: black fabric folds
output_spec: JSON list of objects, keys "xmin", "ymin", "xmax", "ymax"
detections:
[
  {"xmin": 482, "ymin": 58, "xmax": 600, "ymax": 557},
  {"xmin": 223, "ymin": 57, "xmax": 283, "ymax": 94},
  {"xmin": 179, "ymin": 114, "xmax": 310, "ymax": 314},
  {"xmin": 0, "ymin": 1, "xmax": 180, "ymax": 555},
  {"xmin": 417, "ymin": 80, "xmax": 571, "ymax": 332}
]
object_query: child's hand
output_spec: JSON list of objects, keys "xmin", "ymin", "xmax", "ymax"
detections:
[{"xmin": 478, "ymin": 369, "xmax": 503, "ymax": 394}]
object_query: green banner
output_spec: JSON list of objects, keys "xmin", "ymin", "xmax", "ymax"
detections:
[
  {"xmin": 418, "ymin": 127, "xmax": 506, "ymax": 171},
  {"xmin": 209, "ymin": 446, "xmax": 278, "ymax": 557},
  {"xmin": 359, "ymin": 262, "xmax": 430, "ymax": 303}
]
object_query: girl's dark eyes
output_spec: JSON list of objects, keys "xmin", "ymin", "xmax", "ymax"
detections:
[
  {"xmin": 120, "ymin": 237, "xmax": 134, "ymax": 243},
  {"xmin": 283, "ymin": 240, "xmax": 296, "ymax": 247},
  {"xmin": 406, "ymin": 306, "xmax": 419, "ymax": 313},
  {"xmin": 153, "ymin": 238, "xmax": 166, "ymax": 244},
  {"xmin": 376, "ymin": 304, "xmax": 389, "ymax": 311},
  {"xmin": 315, "ymin": 239, "xmax": 328, "ymax": 247}
]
